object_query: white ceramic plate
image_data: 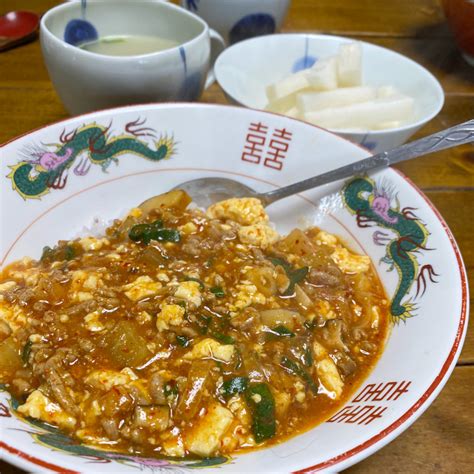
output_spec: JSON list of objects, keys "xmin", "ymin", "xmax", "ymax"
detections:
[{"xmin": 0, "ymin": 104, "xmax": 468, "ymax": 473}]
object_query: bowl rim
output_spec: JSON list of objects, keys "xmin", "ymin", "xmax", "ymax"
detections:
[
  {"xmin": 0, "ymin": 102, "xmax": 468, "ymax": 474},
  {"xmin": 40, "ymin": 0, "xmax": 210, "ymax": 61},
  {"xmin": 214, "ymin": 32, "xmax": 445, "ymax": 136}
]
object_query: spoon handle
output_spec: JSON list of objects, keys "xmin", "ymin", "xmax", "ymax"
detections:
[{"xmin": 259, "ymin": 118, "xmax": 474, "ymax": 206}]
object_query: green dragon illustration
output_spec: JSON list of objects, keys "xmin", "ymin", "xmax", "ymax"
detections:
[
  {"xmin": 343, "ymin": 177, "xmax": 438, "ymax": 322},
  {"xmin": 7, "ymin": 118, "xmax": 176, "ymax": 200},
  {"xmin": 1, "ymin": 385, "xmax": 228, "ymax": 470}
]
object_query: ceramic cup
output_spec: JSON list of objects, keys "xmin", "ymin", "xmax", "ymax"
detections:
[
  {"xmin": 40, "ymin": 0, "xmax": 225, "ymax": 115},
  {"xmin": 180, "ymin": 0, "xmax": 291, "ymax": 45}
]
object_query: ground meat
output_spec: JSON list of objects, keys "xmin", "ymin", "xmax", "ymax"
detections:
[
  {"xmin": 101, "ymin": 418, "xmax": 120, "ymax": 440},
  {"xmin": 308, "ymin": 266, "xmax": 343, "ymax": 287},
  {"xmin": 43, "ymin": 350, "xmax": 78, "ymax": 415},
  {"xmin": 78, "ymin": 338, "xmax": 94, "ymax": 353},
  {"xmin": 182, "ymin": 238, "xmax": 202, "ymax": 256},
  {"xmin": 33, "ymin": 301, "xmax": 50, "ymax": 312},
  {"xmin": 64, "ymin": 299, "xmax": 97, "ymax": 317},
  {"xmin": 11, "ymin": 377, "xmax": 32, "ymax": 396},
  {"xmin": 148, "ymin": 373, "xmax": 166, "ymax": 404},
  {"xmin": 15, "ymin": 287, "xmax": 36, "ymax": 306}
]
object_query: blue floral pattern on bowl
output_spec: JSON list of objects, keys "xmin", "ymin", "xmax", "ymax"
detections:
[
  {"xmin": 292, "ymin": 36, "xmax": 317, "ymax": 72},
  {"xmin": 229, "ymin": 13, "xmax": 276, "ymax": 45}
]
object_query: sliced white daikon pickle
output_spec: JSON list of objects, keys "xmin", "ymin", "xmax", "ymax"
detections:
[
  {"xmin": 296, "ymin": 86, "xmax": 376, "ymax": 114},
  {"xmin": 285, "ymin": 106, "xmax": 301, "ymax": 119},
  {"xmin": 337, "ymin": 42, "xmax": 362, "ymax": 87},
  {"xmin": 266, "ymin": 69, "xmax": 310, "ymax": 102},
  {"xmin": 304, "ymin": 96, "xmax": 414, "ymax": 130},
  {"xmin": 265, "ymin": 91, "xmax": 303, "ymax": 113},
  {"xmin": 306, "ymin": 57, "xmax": 338, "ymax": 91},
  {"xmin": 377, "ymin": 85, "xmax": 399, "ymax": 98}
]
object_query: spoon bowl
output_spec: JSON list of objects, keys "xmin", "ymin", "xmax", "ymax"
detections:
[
  {"xmin": 173, "ymin": 119, "xmax": 474, "ymax": 208},
  {"xmin": 0, "ymin": 11, "xmax": 40, "ymax": 52}
]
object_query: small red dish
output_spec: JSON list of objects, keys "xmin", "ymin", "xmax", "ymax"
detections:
[{"xmin": 0, "ymin": 11, "xmax": 40, "ymax": 52}]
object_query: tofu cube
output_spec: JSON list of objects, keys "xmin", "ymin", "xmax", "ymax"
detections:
[
  {"xmin": 185, "ymin": 403, "xmax": 234, "ymax": 457},
  {"xmin": 183, "ymin": 338, "xmax": 235, "ymax": 363},
  {"xmin": 17, "ymin": 390, "xmax": 76, "ymax": 430}
]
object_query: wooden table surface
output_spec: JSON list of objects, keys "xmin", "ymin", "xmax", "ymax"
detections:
[{"xmin": 0, "ymin": 0, "xmax": 473, "ymax": 472}]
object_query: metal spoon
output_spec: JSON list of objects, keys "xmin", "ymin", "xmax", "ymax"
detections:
[{"xmin": 172, "ymin": 119, "xmax": 474, "ymax": 208}]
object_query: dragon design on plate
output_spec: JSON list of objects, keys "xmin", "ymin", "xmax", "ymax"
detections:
[
  {"xmin": 343, "ymin": 176, "xmax": 439, "ymax": 322},
  {"xmin": 1, "ymin": 386, "xmax": 228, "ymax": 471},
  {"xmin": 7, "ymin": 118, "xmax": 176, "ymax": 200}
]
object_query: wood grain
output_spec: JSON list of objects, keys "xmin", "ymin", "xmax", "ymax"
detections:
[
  {"xmin": 284, "ymin": 0, "xmax": 450, "ymax": 38},
  {"xmin": 0, "ymin": 0, "xmax": 472, "ymax": 472}
]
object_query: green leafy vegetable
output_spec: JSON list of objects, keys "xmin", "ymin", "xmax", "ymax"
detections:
[
  {"xmin": 303, "ymin": 346, "xmax": 313, "ymax": 367},
  {"xmin": 269, "ymin": 325, "xmax": 295, "ymax": 338},
  {"xmin": 40, "ymin": 246, "xmax": 54, "ymax": 261},
  {"xmin": 176, "ymin": 335, "xmax": 191, "ymax": 347},
  {"xmin": 64, "ymin": 245, "xmax": 75, "ymax": 260},
  {"xmin": 280, "ymin": 356, "xmax": 318, "ymax": 394},
  {"xmin": 40, "ymin": 244, "xmax": 76, "ymax": 263},
  {"xmin": 304, "ymin": 320, "xmax": 317, "ymax": 330},
  {"xmin": 268, "ymin": 256, "xmax": 292, "ymax": 272},
  {"xmin": 283, "ymin": 267, "xmax": 309, "ymax": 296},
  {"xmin": 222, "ymin": 377, "xmax": 249, "ymax": 397},
  {"xmin": 196, "ymin": 314, "xmax": 212, "ymax": 334},
  {"xmin": 129, "ymin": 223, "xmax": 153, "ymax": 243},
  {"xmin": 210, "ymin": 286, "xmax": 225, "ymax": 298},
  {"xmin": 268, "ymin": 256, "xmax": 308, "ymax": 296},
  {"xmin": 128, "ymin": 220, "xmax": 179, "ymax": 244},
  {"xmin": 154, "ymin": 228, "xmax": 181, "ymax": 243},
  {"xmin": 246, "ymin": 383, "xmax": 276, "ymax": 443},
  {"xmin": 21, "ymin": 340, "xmax": 33, "ymax": 365},
  {"xmin": 212, "ymin": 332, "xmax": 235, "ymax": 344},
  {"xmin": 164, "ymin": 381, "xmax": 179, "ymax": 399}
]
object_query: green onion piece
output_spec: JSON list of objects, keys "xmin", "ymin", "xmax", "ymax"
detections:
[
  {"xmin": 196, "ymin": 314, "xmax": 212, "ymax": 334},
  {"xmin": 210, "ymin": 286, "xmax": 225, "ymax": 298},
  {"xmin": 212, "ymin": 332, "xmax": 235, "ymax": 344},
  {"xmin": 222, "ymin": 377, "xmax": 249, "ymax": 397},
  {"xmin": 40, "ymin": 246, "xmax": 54, "ymax": 261},
  {"xmin": 246, "ymin": 383, "xmax": 276, "ymax": 443},
  {"xmin": 64, "ymin": 245, "xmax": 76, "ymax": 261},
  {"xmin": 176, "ymin": 335, "xmax": 191, "ymax": 347},
  {"xmin": 303, "ymin": 346, "xmax": 313, "ymax": 367},
  {"xmin": 21, "ymin": 340, "xmax": 33, "ymax": 365},
  {"xmin": 283, "ymin": 266, "xmax": 309, "ymax": 296},
  {"xmin": 129, "ymin": 223, "xmax": 153, "ymax": 243},
  {"xmin": 268, "ymin": 257, "xmax": 309, "ymax": 296},
  {"xmin": 151, "ymin": 219, "xmax": 164, "ymax": 230},
  {"xmin": 281, "ymin": 356, "xmax": 318, "ymax": 394},
  {"xmin": 153, "ymin": 228, "xmax": 181, "ymax": 243},
  {"xmin": 270, "ymin": 325, "xmax": 295, "ymax": 337},
  {"xmin": 164, "ymin": 381, "xmax": 179, "ymax": 398},
  {"xmin": 268, "ymin": 256, "xmax": 292, "ymax": 272},
  {"xmin": 304, "ymin": 320, "xmax": 317, "ymax": 330}
]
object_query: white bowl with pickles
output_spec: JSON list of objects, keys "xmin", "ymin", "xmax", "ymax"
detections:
[
  {"xmin": 0, "ymin": 103, "xmax": 467, "ymax": 472},
  {"xmin": 215, "ymin": 34, "xmax": 445, "ymax": 152}
]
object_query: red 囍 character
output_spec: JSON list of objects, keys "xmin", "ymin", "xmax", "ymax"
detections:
[
  {"xmin": 264, "ymin": 127, "xmax": 293, "ymax": 171},
  {"xmin": 241, "ymin": 122, "xmax": 269, "ymax": 164}
]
